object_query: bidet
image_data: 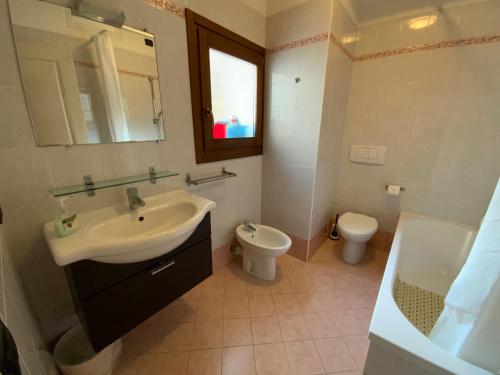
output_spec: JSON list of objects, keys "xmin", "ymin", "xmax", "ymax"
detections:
[{"xmin": 236, "ymin": 224, "xmax": 291, "ymax": 280}]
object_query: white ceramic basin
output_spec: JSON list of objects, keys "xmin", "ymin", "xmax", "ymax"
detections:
[
  {"xmin": 44, "ymin": 190, "xmax": 216, "ymax": 265},
  {"xmin": 236, "ymin": 224, "xmax": 291, "ymax": 257}
]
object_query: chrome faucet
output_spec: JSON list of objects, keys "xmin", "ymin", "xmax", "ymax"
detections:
[
  {"xmin": 244, "ymin": 220, "xmax": 257, "ymax": 232},
  {"xmin": 126, "ymin": 187, "xmax": 145, "ymax": 210}
]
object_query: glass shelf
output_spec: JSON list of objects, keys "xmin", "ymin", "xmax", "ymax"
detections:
[{"xmin": 49, "ymin": 169, "xmax": 179, "ymax": 197}]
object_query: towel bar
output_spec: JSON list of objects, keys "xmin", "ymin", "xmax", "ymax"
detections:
[{"xmin": 186, "ymin": 167, "xmax": 236, "ymax": 186}]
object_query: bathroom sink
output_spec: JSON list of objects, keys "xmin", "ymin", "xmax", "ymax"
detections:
[
  {"xmin": 89, "ymin": 202, "xmax": 198, "ymax": 241},
  {"xmin": 44, "ymin": 190, "xmax": 216, "ymax": 266}
]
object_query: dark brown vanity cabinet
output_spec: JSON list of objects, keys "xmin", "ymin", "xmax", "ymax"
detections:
[{"xmin": 64, "ymin": 214, "xmax": 213, "ymax": 352}]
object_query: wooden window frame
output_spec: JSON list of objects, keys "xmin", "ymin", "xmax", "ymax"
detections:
[{"xmin": 185, "ymin": 9, "xmax": 265, "ymax": 163}]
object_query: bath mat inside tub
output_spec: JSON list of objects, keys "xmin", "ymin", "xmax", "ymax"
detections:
[{"xmin": 394, "ymin": 278, "xmax": 445, "ymax": 336}]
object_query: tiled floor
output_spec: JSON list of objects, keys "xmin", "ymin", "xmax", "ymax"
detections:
[{"xmin": 114, "ymin": 239, "xmax": 388, "ymax": 375}]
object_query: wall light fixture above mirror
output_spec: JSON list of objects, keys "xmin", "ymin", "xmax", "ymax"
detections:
[{"xmin": 9, "ymin": 0, "xmax": 165, "ymax": 146}]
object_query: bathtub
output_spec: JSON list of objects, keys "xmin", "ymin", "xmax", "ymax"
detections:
[{"xmin": 365, "ymin": 212, "xmax": 492, "ymax": 375}]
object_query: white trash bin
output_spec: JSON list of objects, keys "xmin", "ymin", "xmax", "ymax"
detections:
[{"xmin": 53, "ymin": 324, "xmax": 122, "ymax": 375}]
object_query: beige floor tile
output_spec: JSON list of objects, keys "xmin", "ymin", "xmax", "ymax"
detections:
[
  {"xmin": 296, "ymin": 293, "xmax": 327, "ymax": 313},
  {"xmin": 278, "ymin": 314, "xmax": 311, "ymax": 342},
  {"xmin": 360, "ymin": 287, "xmax": 379, "ymax": 306},
  {"xmin": 269, "ymin": 277, "xmax": 294, "ymax": 295},
  {"xmin": 251, "ymin": 316, "xmax": 283, "ymax": 344},
  {"xmin": 122, "ymin": 318, "xmax": 165, "ymax": 355},
  {"xmin": 328, "ymin": 273, "xmax": 357, "ymax": 289},
  {"xmin": 199, "ymin": 287, "xmax": 225, "ymax": 299},
  {"xmin": 348, "ymin": 308, "xmax": 373, "ymax": 332},
  {"xmin": 332, "ymin": 315, "xmax": 366, "ymax": 337},
  {"xmin": 305, "ymin": 262, "xmax": 334, "ymax": 275},
  {"xmin": 152, "ymin": 351, "xmax": 189, "ymax": 375},
  {"xmin": 319, "ymin": 291, "xmax": 351, "ymax": 311},
  {"xmin": 343, "ymin": 335, "xmax": 370, "ymax": 369},
  {"xmin": 250, "ymin": 295, "xmax": 276, "ymax": 316},
  {"xmin": 164, "ymin": 299, "xmax": 199, "ymax": 323},
  {"xmin": 307, "ymin": 274, "xmax": 332, "ymax": 292},
  {"xmin": 248, "ymin": 283, "xmax": 273, "ymax": 297},
  {"xmin": 223, "ymin": 318, "xmax": 253, "ymax": 347},
  {"xmin": 158, "ymin": 322, "xmax": 194, "ymax": 352},
  {"xmin": 349, "ymin": 307, "xmax": 373, "ymax": 324},
  {"xmin": 223, "ymin": 298, "xmax": 250, "ymax": 319},
  {"xmin": 191, "ymin": 320, "xmax": 223, "ymax": 350},
  {"xmin": 187, "ymin": 349, "xmax": 222, "ymax": 375},
  {"xmin": 284, "ymin": 340, "xmax": 325, "ymax": 375},
  {"xmin": 350, "ymin": 273, "xmax": 382, "ymax": 288},
  {"xmin": 307, "ymin": 244, "xmax": 337, "ymax": 263},
  {"xmin": 222, "ymin": 346, "xmax": 256, "ymax": 375},
  {"xmin": 198, "ymin": 298, "xmax": 224, "ymax": 321},
  {"xmin": 224, "ymin": 276, "xmax": 248, "ymax": 298},
  {"xmin": 182, "ymin": 286, "xmax": 203, "ymax": 300},
  {"xmin": 303, "ymin": 312, "xmax": 341, "ymax": 339},
  {"xmin": 198, "ymin": 276, "xmax": 225, "ymax": 299},
  {"xmin": 314, "ymin": 338, "xmax": 357, "ymax": 373},
  {"xmin": 341, "ymin": 289, "xmax": 371, "ymax": 309},
  {"xmin": 254, "ymin": 343, "xmax": 291, "ymax": 375},
  {"xmin": 116, "ymin": 239, "xmax": 386, "ymax": 375},
  {"xmin": 273, "ymin": 294, "xmax": 301, "ymax": 315},
  {"xmin": 289, "ymin": 275, "xmax": 316, "ymax": 293},
  {"xmin": 114, "ymin": 354, "xmax": 156, "ymax": 375}
]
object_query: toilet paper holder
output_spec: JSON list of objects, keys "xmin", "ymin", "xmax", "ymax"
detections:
[{"xmin": 385, "ymin": 185, "xmax": 406, "ymax": 192}]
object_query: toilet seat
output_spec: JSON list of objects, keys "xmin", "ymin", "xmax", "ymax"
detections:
[
  {"xmin": 338, "ymin": 212, "xmax": 378, "ymax": 237},
  {"xmin": 337, "ymin": 212, "xmax": 378, "ymax": 264}
]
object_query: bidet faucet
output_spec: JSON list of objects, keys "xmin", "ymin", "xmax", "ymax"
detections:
[
  {"xmin": 244, "ymin": 220, "xmax": 257, "ymax": 232},
  {"xmin": 127, "ymin": 187, "xmax": 146, "ymax": 210}
]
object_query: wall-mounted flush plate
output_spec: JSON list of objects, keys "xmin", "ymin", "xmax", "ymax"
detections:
[{"xmin": 349, "ymin": 145, "xmax": 386, "ymax": 165}]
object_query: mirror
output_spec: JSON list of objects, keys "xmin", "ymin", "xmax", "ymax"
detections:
[{"xmin": 9, "ymin": 0, "xmax": 165, "ymax": 146}]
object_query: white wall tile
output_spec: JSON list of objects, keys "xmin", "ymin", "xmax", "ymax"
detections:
[
  {"xmin": 0, "ymin": 0, "xmax": 265, "ymax": 347},
  {"xmin": 334, "ymin": 1, "xmax": 500, "ymax": 232},
  {"xmin": 309, "ymin": 0, "xmax": 355, "ymax": 239},
  {"xmin": 262, "ymin": 4, "xmax": 330, "ymax": 241},
  {"xmin": 0, "ymin": 225, "xmax": 55, "ymax": 375}
]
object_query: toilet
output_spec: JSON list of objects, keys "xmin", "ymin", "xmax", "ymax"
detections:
[
  {"xmin": 338, "ymin": 212, "xmax": 378, "ymax": 264},
  {"xmin": 236, "ymin": 224, "xmax": 291, "ymax": 280}
]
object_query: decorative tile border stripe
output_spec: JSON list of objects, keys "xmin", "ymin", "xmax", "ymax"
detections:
[
  {"xmin": 74, "ymin": 61, "xmax": 158, "ymax": 80},
  {"xmin": 266, "ymin": 32, "xmax": 329, "ymax": 55},
  {"xmin": 142, "ymin": 0, "xmax": 185, "ymax": 18},
  {"xmin": 267, "ymin": 33, "xmax": 500, "ymax": 62},
  {"xmin": 329, "ymin": 34, "xmax": 355, "ymax": 61},
  {"xmin": 355, "ymin": 35, "xmax": 500, "ymax": 62}
]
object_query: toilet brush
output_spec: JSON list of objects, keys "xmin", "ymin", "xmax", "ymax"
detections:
[{"xmin": 329, "ymin": 214, "xmax": 340, "ymax": 241}]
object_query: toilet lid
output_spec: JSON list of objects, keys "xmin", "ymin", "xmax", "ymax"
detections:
[{"xmin": 338, "ymin": 212, "xmax": 378, "ymax": 236}]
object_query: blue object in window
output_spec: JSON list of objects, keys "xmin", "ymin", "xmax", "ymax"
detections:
[{"xmin": 226, "ymin": 124, "xmax": 252, "ymax": 138}]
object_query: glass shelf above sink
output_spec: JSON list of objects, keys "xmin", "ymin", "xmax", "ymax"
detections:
[{"xmin": 49, "ymin": 169, "xmax": 179, "ymax": 197}]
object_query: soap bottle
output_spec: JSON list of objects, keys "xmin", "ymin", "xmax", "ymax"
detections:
[{"xmin": 55, "ymin": 197, "xmax": 77, "ymax": 237}]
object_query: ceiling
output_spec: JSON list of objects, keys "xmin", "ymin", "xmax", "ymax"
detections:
[
  {"xmin": 256, "ymin": 0, "xmax": 474, "ymax": 22},
  {"xmin": 349, "ymin": 0, "xmax": 469, "ymax": 24}
]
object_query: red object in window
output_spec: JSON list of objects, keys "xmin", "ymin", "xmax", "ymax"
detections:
[{"xmin": 213, "ymin": 122, "xmax": 227, "ymax": 139}]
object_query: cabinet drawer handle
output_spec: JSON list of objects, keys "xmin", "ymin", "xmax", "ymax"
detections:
[{"xmin": 150, "ymin": 260, "xmax": 176, "ymax": 276}]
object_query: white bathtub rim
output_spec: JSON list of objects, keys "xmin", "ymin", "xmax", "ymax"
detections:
[
  {"xmin": 369, "ymin": 212, "xmax": 490, "ymax": 375},
  {"xmin": 398, "ymin": 211, "xmax": 478, "ymax": 232}
]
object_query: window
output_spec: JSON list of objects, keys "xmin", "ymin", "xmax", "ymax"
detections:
[
  {"xmin": 79, "ymin": 91, "xmax": 101, "ymax": 143},
  {"xmin": 186, "ymin": 9, "xmax": 265, "ymax": 163}
]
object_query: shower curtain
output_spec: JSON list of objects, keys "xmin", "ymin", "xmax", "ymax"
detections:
[
  {"xmin": 95, "ymin": 31, "xmax": 130, "ymax": 142},
  {"xmin": 430, "ymin": 178, "xmax": 500, "ymax": 373}
]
